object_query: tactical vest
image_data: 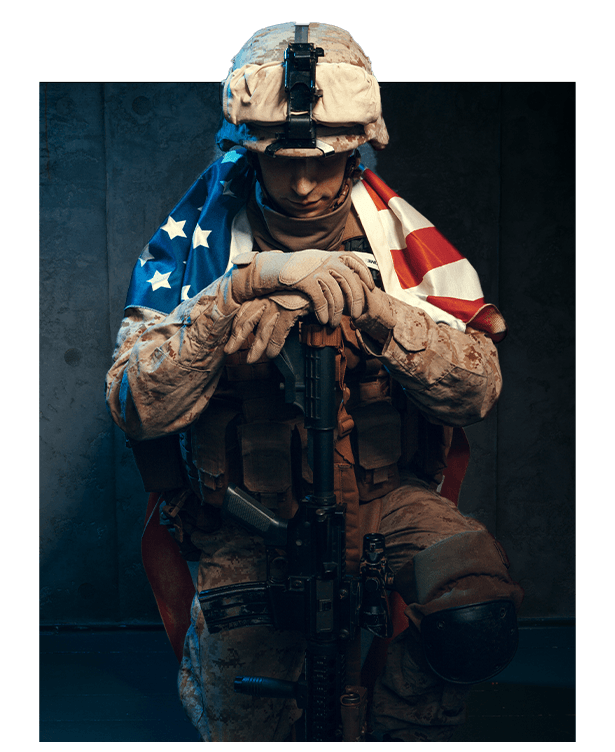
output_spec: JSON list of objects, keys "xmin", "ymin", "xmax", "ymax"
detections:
[
  {"xmin": 129, "ymin": 321, "xmax": 453, "ymax": 568},
  {"xmin": 175, "ymin": 317, "xmax": 450, "ymax": 516}
]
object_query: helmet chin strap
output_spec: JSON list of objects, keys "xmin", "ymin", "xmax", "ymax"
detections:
[{"xmin": 330, "ymin": 150, "xmax": 361, "ymax": 211}]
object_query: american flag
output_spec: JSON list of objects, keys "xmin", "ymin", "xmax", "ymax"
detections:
[
  {"xmin": 125, "ymin": 149, "xmax": 253, "ymax": 315},
  {"xmin": 126, "ymin": 148, "xmax": 505, "ymax": 341}
]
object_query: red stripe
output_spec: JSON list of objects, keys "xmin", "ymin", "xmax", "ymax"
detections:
[
  {"xmin": 440, "ymin": 426, "xmax": 471, "ymax": 505},
  {"xmin": 362, "ymin": 177, "xmax": 389, "ymax": 211},
  {"xmin": 362, "ymin": 168, "xmax": 399, "ymax": 204},
  {"xmin": 424, "ymin": 298, "xmax": 508, "ymax": 341},
  {"xmin": 468, "ymin": 304, "xmax": 508, "ymax": 342},
  {"xmin": 391, "ymin": 227, "xmax": 464, "ymax": 289},
  {"xmin": 142, "ymin": 492, "xmax": 195, "ymax": 662}
]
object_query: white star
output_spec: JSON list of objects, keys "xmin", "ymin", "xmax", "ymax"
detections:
[
  {"xmin": 222, "ymin": 150, "xmax": 242, "ymax": 164},
  {"xmin": 220, "ymin": 180, "xmax": 236, "ymax": 197},
  {"xmin": 181, "ymin": 285, "xmax": 191, "ymax": 301},
  {"xmin": 161, "ymin": 215, "xmax": 187, "ymax": 240},
  {"xmin": 147, "ymin": 269, "xmax": 172, "ymax": 291},
  {"xmin": 139, "ymin": 244, "xmax": 155, "ymax": 267},
  {"xmin": 192, "ymin": 225, "xmax": 212, "ymax": 249}
]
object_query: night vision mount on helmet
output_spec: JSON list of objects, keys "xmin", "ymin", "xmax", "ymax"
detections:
[{"xmin": 267, "ymin": 25, "xmax": 330, "ymax": 155}]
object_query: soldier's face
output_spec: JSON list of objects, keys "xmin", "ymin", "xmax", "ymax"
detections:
[{"xmin": 256, "ymin": 152, "xmax": 350, "ymax": 218}]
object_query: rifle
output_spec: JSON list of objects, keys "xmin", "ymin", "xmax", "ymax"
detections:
[{"xmin": 198, "ymin": 322, "xmax": 393, "ymax": 741}]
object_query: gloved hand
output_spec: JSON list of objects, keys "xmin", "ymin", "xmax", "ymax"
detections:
[
  {"xmin": 351, "ymin": 282, "xmax": 398, "ymax": 343},
  {"xmin": 224, "ymin": 291, "xmax": 311, "ymax": 363},
  {"xmin": 229, "ymin": 249, "xmax": 374, "ymax": 327}
]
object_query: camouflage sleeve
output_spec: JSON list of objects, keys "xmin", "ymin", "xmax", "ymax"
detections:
[
  {"xmin": 105, "ymin": 283, "xmax": 239, "ymax": 441},
  {"xmin": 355, "ymin": 295, "xmax": 503, "ymax": 427}
]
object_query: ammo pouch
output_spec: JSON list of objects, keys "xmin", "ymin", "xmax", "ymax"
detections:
[
  {"xmin": 238, "ymin": 420, "xmax": 293, "ymax": 495},
  {"xmin": 350, "ymin": 400, "xmax": 401, "ymax": 502}
]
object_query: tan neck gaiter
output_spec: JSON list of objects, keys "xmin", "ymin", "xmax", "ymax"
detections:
[{"xmin": 247, "ymin": 181, "xmax": 354, "ymax": 253}]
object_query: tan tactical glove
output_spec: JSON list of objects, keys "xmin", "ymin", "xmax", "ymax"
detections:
[
  {"xmin": 229, "ymin": 249, "xmax": 374, "ymax": 327},
  {"xmin": 224, "ymin": 292, "xmax": 311, "ymax": 363},
  {"xmin": 351, "ymin": 282, "xmax": 398, "ymax": 344}
]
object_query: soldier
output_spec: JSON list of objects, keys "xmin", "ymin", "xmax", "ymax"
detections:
[{"xmin": 106, "ymin": 22, "xmax": 523, "ymax": 742}]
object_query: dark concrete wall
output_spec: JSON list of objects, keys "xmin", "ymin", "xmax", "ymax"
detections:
[{"xmin": 40, "ymin": 82, "xmax": 574, "ymax": 625}]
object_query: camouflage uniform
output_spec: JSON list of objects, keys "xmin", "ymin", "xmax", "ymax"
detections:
[
  {"xmin": 107, "ymin": 256, "xmax": 522, "ymax": 741},
  {"xmin": 105, "ymin": 21, "xmax": 523, "ymax": 743}
]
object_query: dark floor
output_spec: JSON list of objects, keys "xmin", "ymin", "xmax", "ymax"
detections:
[{"xmin": 40, "ymin": 620, "xmax": 575, "ymax": 742}]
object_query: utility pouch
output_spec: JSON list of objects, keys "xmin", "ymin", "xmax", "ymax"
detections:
[
  {"xmin": 180, "ymin": 400, "xmax": 241, "ymax": 507},
  {"xmin": 351, "ymin": 401, "xmax": 401, "ymax": 501},
  {"xmin": 190, "ymin": 402, "xmax": 241, "ymax": 489},
  {"xmin": 238, "ymin": 420, "xmax": 293, "ymax": 494}
]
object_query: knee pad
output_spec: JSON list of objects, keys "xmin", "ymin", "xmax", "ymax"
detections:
[{"xmin": 421, "ymin": 599, "xmax": 518, "ymax": 684}]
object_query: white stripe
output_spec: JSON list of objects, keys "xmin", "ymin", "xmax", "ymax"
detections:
[
  {"xmin": 388, "ymin": 196, "xmax": 434, "ymax": 234},
  {"xmin": 352, "ymin": 181, "xmax": 398, "ymax": 288},
  {"xmin": 407, "ymin": 258, "xmax": 484, "ymax": 301},
  {"xmin": 378, "ymin": 208, "xmax": 407, "ymax": 250},
  {"xmin": 360, "ymin": 199, "xmax": 434, "ymax": 254},
  {"xmin": 226, "ymin": 206, "xmax": 253, "ymax": 272}
]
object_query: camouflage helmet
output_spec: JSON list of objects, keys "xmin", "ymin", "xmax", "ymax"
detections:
[{"xmin": 216, "ymin": 21, "xmax": 389, "ymax": 157}]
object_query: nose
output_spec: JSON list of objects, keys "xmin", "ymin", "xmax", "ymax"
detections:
[{"xmin": 290, "ymin": 160, "xmax": 317, "ymax": 197}]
